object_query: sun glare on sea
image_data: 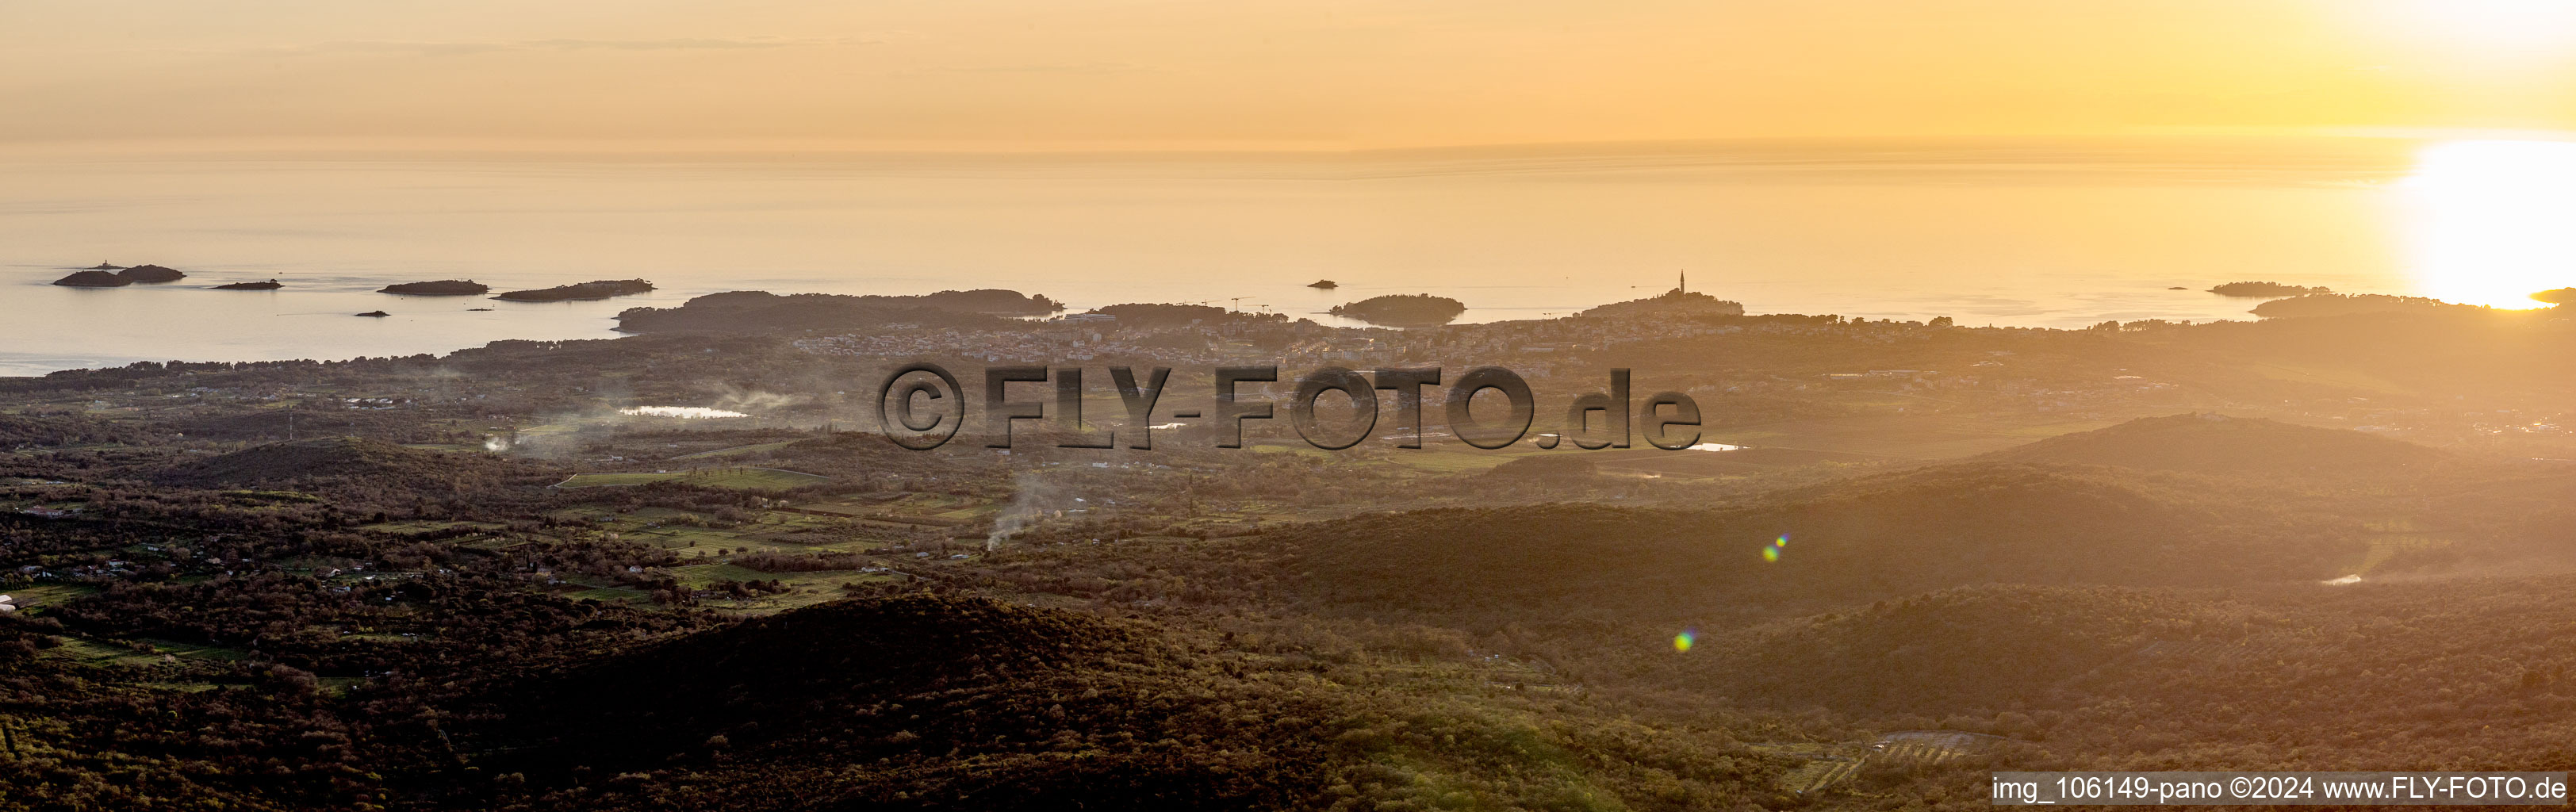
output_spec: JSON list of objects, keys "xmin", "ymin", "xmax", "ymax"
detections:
[{"xmin": 2401, "ymin": 140, "xmax": 2576, "ymax": 309}]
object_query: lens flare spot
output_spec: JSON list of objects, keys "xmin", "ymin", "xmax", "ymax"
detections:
[
  {"xmin": 1672, "ymin": 630, "xmax": 1696, "ymax": 653},
  {"xmin": 1774, "ymin": 534, "xmax": 1788, "ymax": 547},
  {"xmin": 1761, "ymin": 546, "xmax": 1780, "ymax": 562}
]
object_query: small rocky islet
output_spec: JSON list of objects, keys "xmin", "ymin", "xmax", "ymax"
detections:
[
  {"xmin": 54, "ymin": 264, "xmax": 190, "ymax": 285},
  {"xmin": 50, "ymin": 270, "xmax": 129, "ymax": 288},
  {"xmin": 117, "ymin": 264, "xmax": 186, "ymax": 283}
]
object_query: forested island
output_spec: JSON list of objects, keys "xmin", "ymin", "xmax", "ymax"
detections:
[
  {"xmin": 378, "ymin": 280, "xmax": 491, "ymax": 296},
  {"xmin": 1328, "ymin": 293, "xmax": 1467, "ymax": 327},
  {"xmin": 493, "ymin": 279, "xmax": 657, "ymax": 302}
]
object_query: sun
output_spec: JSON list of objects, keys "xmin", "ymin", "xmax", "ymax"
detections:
[{"xmin": 2401, "ymin": 140, "xmax": 2576, "ymax": 308}]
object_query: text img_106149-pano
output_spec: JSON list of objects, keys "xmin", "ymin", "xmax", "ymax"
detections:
[{"xmin": 875, "ymin": 363, "xmax": 1706, "ymax": 453}]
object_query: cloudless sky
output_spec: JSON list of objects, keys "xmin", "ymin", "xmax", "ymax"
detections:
[{"xmin": 4, "ymin": 0, "xmax": 2574, "ymax": 150}]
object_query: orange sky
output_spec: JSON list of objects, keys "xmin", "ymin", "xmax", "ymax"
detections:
[{"xmin": 4, "ymin": 0, "xmax": 2574, "ymax": 151}]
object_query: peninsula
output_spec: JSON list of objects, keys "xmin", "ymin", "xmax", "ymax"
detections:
[
  {"xmin": 2252, "ymin": 293, "xmax": 2466, "ymax": 319},
  {"xmin": 614, "ymin": 289, "xmax": 1063, "ymax": 333},
  {"xmin": 493, "ymin": 279, "xmax": 656, "ymax": 302},
  {"xmin": 2210, "ymin": 281, "xmax": 2332, "ymax": 297},
  {"xmin": 1577, "ymin": 287, "xmax": 1744, "ymax": 320}
]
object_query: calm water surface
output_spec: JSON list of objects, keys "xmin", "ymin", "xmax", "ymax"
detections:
[{"xmin": 3, "ymin": 136, "xmax": 2562, "ymax": 376}]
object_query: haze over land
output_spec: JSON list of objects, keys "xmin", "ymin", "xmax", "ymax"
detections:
[
  {"xmin": 5, "ymin": 296, "xmax": 2576, "ymax": 808},
  {"xmin": 10, "ymin": 0, "xmax": 2576, "ymax": 809}
]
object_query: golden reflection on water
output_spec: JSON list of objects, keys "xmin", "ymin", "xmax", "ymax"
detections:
[{"xmin": 2403, "ymin": 140, "xmax": 2576, "ymax": 308}]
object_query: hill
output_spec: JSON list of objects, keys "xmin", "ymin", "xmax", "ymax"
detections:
[
  {"xmin": 0, "ymin": 413, "xmax": 160, "ymax": 448},
  {"xmin": 474, "ymin": 593, "xmax": 1329, "ymax": 810},
  {"xmin": 1691, "ymin": 584, "xmax": 2227, "ymax": 714},
  {"xmin": 155, "ymin": 436, "xmax": 550, "ymax": 493},
  {"xmin": 456, "ymin": 592, "xmax": 1790, "ymax": 810},
  {"xmin": 1980, "ymin": 413, "xmax": 2447, "ymax": 479},
  {"xmin": 1274, "ymin": 463, "xmax": 2359, "ymax": 626}
]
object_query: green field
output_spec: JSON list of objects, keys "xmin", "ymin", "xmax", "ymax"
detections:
[
  {"xmin": 361, "ymin": 519, "xmax": 505, "ymax": 536},
  {"xmin": 565, "ymin": 504, "xmax": 909, "ymax": 557},
  {"xmin": 673, "ymin": 441, "xmax": 797, "ymax": 460},
  {"xmin": 2, "ymin": 584, "xmax": 99, "ymax": 611},
  {"xmin": 555, "ymin": 466, "xmax": 830, "ymax": 490},
  {"xmin": 668, "ymin": 561, "xmax": 902, "ymax": 615},
  {"xmin": 43, "ymin": 637, "xmax": 248, "ymax": 668}
]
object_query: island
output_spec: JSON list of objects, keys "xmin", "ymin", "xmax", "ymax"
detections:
[
  {"xmin": 2535, "ymin": 288, "xmax": 2574, "ymax": 304},
  {"xmin": 51, "ymin": 270, "xmax": 132, "ymax": 287},
  {"xmin": 2210, "ymin": 281, "xmax": 2332, "ymax": 297},
  {"xmin": 213, "ymin": 279, "xmax": 284, "ymax": 290},
  {"xmin": 1328, "ymin": 293, "xmax": 1467, "ymax": 327},
  {"xmin": 116, "ymin": 264, "xmax": 186, "ymax": 283},
  {"xmin": 355, "ymin": 310, "xmax": 391, "ymax": 317},
  {"xmin": 379, "ymin": 279, "xmax": 491, "ymax": 296},
  {"xmin": 1307, "ymin": 279, "xmax": 1338, "ymax": 289},
  {"xmin": 614, "ymin": 289, "xmax": 1065, "ymax": 333},
  {"xmin": 86, "ymin": 262, "xmax": 121, "ymax": 270},
  {"xmin": 493, "ymin": 279, "xmax": 657, "ymax": 302}
]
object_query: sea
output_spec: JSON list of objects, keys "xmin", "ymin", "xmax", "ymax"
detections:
[{"xmin": 5, "ymin": 135, "xmax": 2566, "ymax": 377}]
